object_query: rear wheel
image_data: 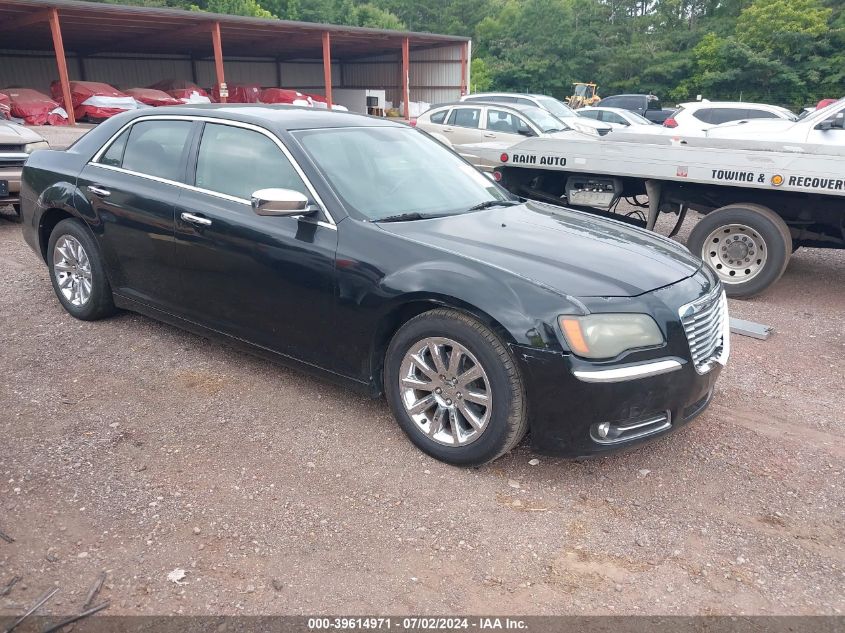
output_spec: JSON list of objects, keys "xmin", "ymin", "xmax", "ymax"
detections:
[
  {"xmin": 687, "ymin": 204, "xmax": 791, "ymax": 298},
  {"xmin": 384, "ymin": 309, "xmax": 528, "ymax": 466},
  {"xmin": 47, "ymin": 219, "xmax": 116, "ymax": 320}
]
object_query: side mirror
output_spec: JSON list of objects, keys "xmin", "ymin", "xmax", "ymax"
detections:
[
  {"xmin": 251, "ymin": 188, "xmax": 316, "ymax": 217},
  {"xmin": 816, "ymin": 113, "xmax": 845, "ymax": 130},
  {"xmin": 518, "ymin": 128, "xmax": 537, "ymax": 137}
]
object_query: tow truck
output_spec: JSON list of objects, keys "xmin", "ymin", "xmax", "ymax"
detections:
[{"xmin": 473, "ymin": 98, "xmax": 845, "ymax": 297}]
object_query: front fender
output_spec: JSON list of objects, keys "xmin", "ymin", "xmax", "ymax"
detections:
[{"xmin": 377, "ymin": 259, "xmax": 573, "ymax": 348}]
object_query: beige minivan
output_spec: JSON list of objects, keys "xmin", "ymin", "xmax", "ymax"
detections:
[{"xmin": 1, "ymin": 120, "xmax": 49, "ymax": 215}]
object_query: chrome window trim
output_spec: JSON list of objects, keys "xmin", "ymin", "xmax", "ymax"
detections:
[
  {"xmin": 88, "ymin": 114, "xmax": 336, "ymax": 228},
  {"xmin": 573, "ymin": 358, "xmax": 683, "ymax": 383}
]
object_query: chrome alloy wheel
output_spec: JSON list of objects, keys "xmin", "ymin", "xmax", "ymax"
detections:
[
  {"xmin": 53, "ymin": 235, "xmax": 93, "ymax": 307},
  {"xmin": 398, "ymin": 337, "xmax": 492, "ymax": 447},
  {"xmin": 702, "ymin": 223, "xmax": 768, "ymax": 284}
]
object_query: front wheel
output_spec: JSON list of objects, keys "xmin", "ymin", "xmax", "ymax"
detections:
[
  {"xmin": 687, "ymin": 203, "xmax": 791, "ymax": 298},
  {"xmin": 384, "ymin": 309, "xmax": 528, "ymax": 466}
]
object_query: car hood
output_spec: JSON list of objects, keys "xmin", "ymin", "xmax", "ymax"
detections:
[
  {"xmin": 0, "ymin": 120, "xmax": 44, "ymax": 144},
  {"xmin": 705, "ymin": 119, "xmax": 796, "ymax": 139},
  {"xmin": 376, "ymin": 203, "xmax": 701, "ymax": 298}
]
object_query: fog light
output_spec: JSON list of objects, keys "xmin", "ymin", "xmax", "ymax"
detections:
[{"xmin": 597, "ymin": 422, "xmax": 610, "ymax": 439}]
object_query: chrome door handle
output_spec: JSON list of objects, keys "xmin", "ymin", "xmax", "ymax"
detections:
[
  {"xmin": 180, "ymin": 212, "xmax": 212, "ymax": 227},
  {"xmin": 87, "ymin": 185, "xmax": 111, "ymax": 197},
  {"xmin": 483, "ymin": 133, "xmax": 496, "ymax": 138}
]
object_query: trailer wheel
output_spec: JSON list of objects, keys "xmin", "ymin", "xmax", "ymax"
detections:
[{"xmin": 688, "ymin": 203, "xmax": 791, "ymax": 298}]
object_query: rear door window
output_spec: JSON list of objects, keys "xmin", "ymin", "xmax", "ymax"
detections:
[
  {"xmin": 447, "ymin": 107, "xmax": 481, "ymax": 129},
  {"xmin": 118, "ymin": 120, "xmax": 194, "ymax": 182},
  {"xmin": 707, "ymin": 108, "xmax": 749, "ymax": 124},
  {"xmin": 98, "ymin": 128, "xmax": 130, "ymax": 167},
  {"xmin": 618, "ymin": 96, "xmax": 643, "ymax": 110},
  {"xmin": 692, "ymin": 109, "xmax": 713, "ymax": 123},
  {"xmin": 429, "ymin": 109, "xmax": 448, "ymax": 124},
  {"xmin": 579, "ymin": 110, "xmax": 600, "ymax": 120}
]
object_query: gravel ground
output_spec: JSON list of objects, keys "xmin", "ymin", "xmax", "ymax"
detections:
[{"xmin": 0, "ymin": 161, "xmax": 843, "ymax": 618}]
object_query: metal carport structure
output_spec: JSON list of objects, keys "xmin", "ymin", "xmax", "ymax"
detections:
[{"xmin": 0, "ymin": 0, "xmax": 470, "ymax": 124}]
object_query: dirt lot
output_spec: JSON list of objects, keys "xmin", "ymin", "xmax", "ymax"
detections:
[{"xmin": 0, "ymin": 154, "xmax": 843, "ymax": 617}]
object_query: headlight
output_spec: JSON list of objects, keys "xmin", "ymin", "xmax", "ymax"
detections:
[
  {"xmin": 23, "ymin": 141, "xmax": 49, "ymax": 154},
  {"xmin": 558, "ymin": 313, "xmax": 664, "ymax": 359}
]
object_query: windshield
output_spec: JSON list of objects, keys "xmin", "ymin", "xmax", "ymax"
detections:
[
  {"xmin": 294, "ymin": 126, "xmax": 511, "ymax": 221},
  {"xmin": 513, "ymin": 105, "xmax": 570, "ymax": 132},
  {"xmin": 535, "ymin": 96, "xmax": 577, "ymax": 119}
]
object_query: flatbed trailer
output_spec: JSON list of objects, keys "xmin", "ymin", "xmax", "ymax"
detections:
[{"xmin": 472, "ymin": 130, "xmax": 845, "ymax": 297}]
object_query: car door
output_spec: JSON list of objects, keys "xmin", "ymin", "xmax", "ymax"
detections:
[
  {"xmin": 76, "ymin": 118, "xmax": 195, "ymax": 311},
  {"xmin": 482, "ymin": 108, "xmax": 535, "ymax": 143},
  {"xmin": 172, "ymin": 120, "xmax": 338, "ymax": 365},
  {"xmin": 441, "ymin": 107, "xmax": 483, "ymax": 145},
  {"xmin": 805, "ymin": 104, "xmax": 845, "ymax": 144}
]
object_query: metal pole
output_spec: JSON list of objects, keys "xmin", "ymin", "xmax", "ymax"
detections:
[
  {"xmin": 460, "ymin": 41, "xmax": 468, "ymax": 96},
  {"xmin": 211, "ymin": 21, "xmax": 226, "ymax": 103},
  {"xmin": 48, "ymin": 8, "xmax": 75, "ymax": 125},
  {"xmin": 402, "ymin": 36, "xmax": 410, "ymax": 121},
  {"xmin": 322, "ymin": 31, "xmax": 333, "ymax": 109}
]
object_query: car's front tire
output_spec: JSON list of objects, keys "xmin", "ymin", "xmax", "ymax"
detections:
[
  {"xmin": 47, "ymin": 218, "xmax": 116, "ymax": 321},
  {"xmin": 384, "ymin": 308, "xmax": 528, "ymax": 466}
]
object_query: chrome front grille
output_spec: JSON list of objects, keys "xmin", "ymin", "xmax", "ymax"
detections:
[{"xmin": 679, "ymin": 287, "xmax": 729, "ymax": 373}]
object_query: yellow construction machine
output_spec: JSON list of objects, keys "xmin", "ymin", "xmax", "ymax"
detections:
[{"xmin": 567, "ymin": 82, "xmax": 600, "ymax": 109}]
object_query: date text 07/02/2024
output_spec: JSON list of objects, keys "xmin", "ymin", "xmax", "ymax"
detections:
[{"xmin": 306, "ymin": 616, "xmax": 528, "ymax": 630}]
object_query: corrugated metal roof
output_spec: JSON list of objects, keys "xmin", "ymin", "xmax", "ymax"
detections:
[{"xmin": 0, "ymin": 0, "xmax": 468, "ymax": 59}]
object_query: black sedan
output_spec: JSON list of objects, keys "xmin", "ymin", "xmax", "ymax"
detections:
[{"xmin": 19, "ymin": 105, "xmax": 729, "ymax": 466}]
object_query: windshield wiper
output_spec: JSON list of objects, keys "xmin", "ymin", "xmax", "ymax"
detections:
[
  {"xmin": 465, "ymin": 200, "xmax": 521, "ymax": 212},
  {"xmin": 375, "ymin": 212, "xmax": 432, "ymax": 223}
]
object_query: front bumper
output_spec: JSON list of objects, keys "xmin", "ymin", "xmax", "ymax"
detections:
[
  {"xmin": 515, "ymin": 268, "xmax": 727, "ymax": 457},
  {"xmin": 0, "ymin": 165, "xmax": 23, "ymax": 204},
  {"xmin": 515, "ymin": 344, "xmax": 721, "ymax": 456}
]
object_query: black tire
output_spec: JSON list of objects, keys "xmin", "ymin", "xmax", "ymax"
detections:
[
  {"xmin": 687, "ymin": 203, "xmax": 791, "ymax": 299},
  {"xmin": 384, "ymin": 308, "xmax": 528, "ymax": 467},
  {"xmin": 12, "ymin": 203, "xmax": 21, "ymax": 218},
  {"xmin": 47, "ymin": 218, "xmax": 116, "ymax": 321}
]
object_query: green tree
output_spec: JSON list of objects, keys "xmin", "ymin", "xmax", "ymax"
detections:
[
  {"xmin": 736, "ymin": 0, "xmax": 830, "ymax": 58},
  {"xmin": 470, "ymin": 57, "xmax": 492, "ymax": 92}
]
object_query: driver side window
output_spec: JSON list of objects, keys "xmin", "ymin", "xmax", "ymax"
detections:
[{"xmin": 194, "ymin": 123, "xmax": 309, "ymax": 201}]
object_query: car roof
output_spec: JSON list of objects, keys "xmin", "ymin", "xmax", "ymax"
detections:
[
  {"xmin": 582, "ymin": 106, "xmax": 629, "ymax": 114},
  {"xmin": 427, "ymin": 100, "xmax": 534, "ymax": 113},
  {"xmin": 466, "ymin": 92, "xmax": 535, "ymax": 97},
  {"xmin": 678, "ymin": 101, "xmax": 782, "ymax": 110},
  {"xmin": 119, "ymin": 104, "xmax": 405, "ymax": 131}
]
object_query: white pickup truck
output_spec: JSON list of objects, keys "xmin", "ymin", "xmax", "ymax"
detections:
[{"xmin": 470, "ymin": 97, "xmax": 845, "ymax": 297}]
